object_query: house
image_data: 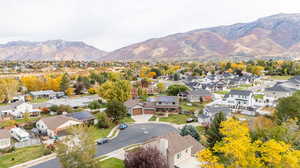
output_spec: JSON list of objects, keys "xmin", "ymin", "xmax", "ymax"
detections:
[
  {"xmin": 179, "ymin": 89, "xmax": 213, "ymax": 103},
  {"xmin": 36, "ymin": 115, "xmax": 82, "ymax": 137},
  {"xmin": 223, "ymin": 90, "xmax": 254, "ymax": 109},
  {"xmin": 0, "ymin": 129, "xmax": 11, "ymax": 149},
  {"xmin": 148, "ymin": 96, "xmax": 180, "ymax": 113},
  {"xmin": 198, "ymin": 105, "xmax": 231, "ymax": 125},
  {"xmin": 0, "ymin": 101, "xmax": 41, "ymax": 119},
  {"xmin": 124, "ymin": 96, "xmax": 180, "ymax": 116},
  {"xmin": 66, "ymin": 111, "xmax": 96, "ymax": 125},
  {"xmin": 264, "ymin": 84, "xmax": 295, "ymax": 106},
  {"xmin": 46, "ymin": 95, "xmax": 99, "ymax": 108},
  {"xmin": 30, "ymin": 90, "xmax": 65, "ymax": 99},
  {"xmin": 10, "ymin": 127, "xmax": 30, "ymax": 142},
  {"xmin": 124, "ymin": 99, "xmax": 156, "ymax": 116},
  {"xmin": 144, "ymin": 132, "xmax": 203, "ymax": 168}
]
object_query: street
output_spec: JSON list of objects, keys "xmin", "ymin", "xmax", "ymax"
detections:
[{"xmin": 30, "ymin": 123, "xmax": 177, "ymax": 168}]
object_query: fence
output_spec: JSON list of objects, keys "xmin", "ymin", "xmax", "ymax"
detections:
[{"xmin": 14, "ymin": 138, "xmax": 41, "ymax": 148}]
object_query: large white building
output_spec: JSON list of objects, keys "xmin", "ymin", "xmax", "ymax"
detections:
[{"xmin": 223, "ymin": 90, "xmax": 254, "ymax": 109}]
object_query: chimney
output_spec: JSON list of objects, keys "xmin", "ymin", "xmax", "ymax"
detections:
[{"xmin": 159, "ymin": 138, "xmax": 168, "ymax": 156}]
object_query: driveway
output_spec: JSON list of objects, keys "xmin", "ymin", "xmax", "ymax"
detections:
[
  {"xmin": 176, "ymin": 157, "xmax": 201, "ymax": 168},
  {"xmin": 132, "ymin": 114, "xmax": 153, "ymax": 123},
  {"xmin": 30, "ymin": 123, "xmax": 177, "ymax": 168}
]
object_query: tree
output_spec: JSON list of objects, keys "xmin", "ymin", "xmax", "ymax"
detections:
[
  {"xmin": 173, "ymin": 73, "xmax": 180, "ymax": 81},
  {"xmin": 156, "ymin": 83, "xmax": 166, "ymax": 93},
  {"xmin": 0, "ymin": 78, "xmax": 19, "ymax": 103},
  {"xmin": 166, "ymin": 84, "xmax": 188, "ymax": 96},
  {"xmin": 65, "ymin": 88, "xmax": 75, "ymax": 96},
  {"xmin": 105, "ymin": 99, "xmax": 127, "ymax": 122},
  {"xmin": 56, "ymin": 126, "xmax": 98, "ymax": 168},
  {"xmin": 206, "ymin": 112, "xmax": 226, "ymax": 148},
  {"xmin": 275, "ymin": 94, "xmax": 300, "ymax": 124},
  {"xmin": 98, "ymin": 80, "xmax": 131, "ymax": 102},
  {"xmin": 88, "ymin": 100, "xmax": 102, "ymax": 109},
  {"xmin": 60, "ymin": 73, "xmax": 71, "ymax": 92},
  {"xmin": 180, "ymin": 125, "xmax": 200, "ymax": 141},
  {"xmin": 197, "ymin": 119, "xmax": 300, "ymax": 168},
  {"xmin": 96, "ymin": 112, "xmax": 112, "ymax": 128},
  {"xmin": 124, "ymin": 147, "xmax": 169, "ymax": 168}
]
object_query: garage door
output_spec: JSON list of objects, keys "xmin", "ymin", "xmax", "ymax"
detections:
[
  {"xmin": 132, "ymin": 108, "xmax": 143, "ymax": 115},
  {"xmin": 144, "ymin": 109, "xmax": 155, "ymax": 114}
]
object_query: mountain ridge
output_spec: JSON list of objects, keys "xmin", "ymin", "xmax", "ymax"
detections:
[{"xmin": 2, "ymin": 13, "xmax": 300, "ymax": 61}]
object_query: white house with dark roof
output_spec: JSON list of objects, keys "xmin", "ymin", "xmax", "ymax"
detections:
[
  {"xmin": 223, "ymin": 90, "xmax": 254, "ymax": 109},
  {"xmin": 198, "ymin": 105, "xmax": 232, "ymax": 125},
  {"xmin": 36, "ymin": 115, "xmax": 82, "ymax": 137},
  {"xmin": 143, "ymin": 132, "xmax": 203, "ymax": 168},
  {"xmin": 0, "ymin": 101, "xmax": 41, "ymax": 120},
  {"xmin": 264, "ymin": 84, "xmax": 295, "ymax": 106}
]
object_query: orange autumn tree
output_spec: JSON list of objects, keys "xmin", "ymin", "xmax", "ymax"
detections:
[{"xmin": 197, "ymin": 119, "xmax": 300, "ymax": 168}]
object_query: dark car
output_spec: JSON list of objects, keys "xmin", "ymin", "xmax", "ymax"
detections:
[
  {"xmin": 119, "ymin": 123, "xmax": 128, "ymax": 130},
  {"xmin": 96, "ymin": 138, "xmax": 109, "ymax": 145}
]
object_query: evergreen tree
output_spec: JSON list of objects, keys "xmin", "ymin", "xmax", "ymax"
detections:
[
  {"xmin": 206, "ymin": 112, "xmax": 226, "ymax": 148},
  {"xmin": 60, "ymin": 73, "xmax": 70, "ymax": 92},
  {"xmin": 180, "ymin": 125, "xmax": 200, "ymax": 141}
]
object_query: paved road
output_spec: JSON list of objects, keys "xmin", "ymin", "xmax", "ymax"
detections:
[{"xmin": 30, "ymin": 123, "xmax": 177, "ymax": 168}]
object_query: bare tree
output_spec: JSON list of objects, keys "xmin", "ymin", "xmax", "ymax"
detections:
[{"xmin": 124, "ymin": 147, "xmax": 169, "ymax": 168}]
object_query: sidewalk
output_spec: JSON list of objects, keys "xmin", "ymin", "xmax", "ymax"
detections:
[{"xmin": 11, "ymin": 153, "xmax": 57, "ymax": 168}]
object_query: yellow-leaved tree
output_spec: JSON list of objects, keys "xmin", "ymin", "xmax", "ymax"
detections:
[
  {"xmin": 98, "ymin": 80, "xmax": 131, "ymax": 102},
  {"xmin": 197, "ymin": 119, "xmax": 300, "ymax": 168}
]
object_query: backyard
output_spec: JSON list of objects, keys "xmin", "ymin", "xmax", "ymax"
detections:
[{"xmin": 180, "ymin": 101, "xmax": 205, "ymax": 112}]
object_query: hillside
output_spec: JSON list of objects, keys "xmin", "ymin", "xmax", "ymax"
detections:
[
  {"xmin": 104, "ymin": 13, "xmax": 300, "ymax": 61},
  {"xmin": 0, "ymin": 40, "xmax": 107, "ymax": 61}
]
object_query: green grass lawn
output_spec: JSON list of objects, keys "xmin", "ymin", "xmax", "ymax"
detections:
[
  {"xmin": 266, "ymin": 75, "xmax": 292, "ymax": 80},
  {"xmin": 180, "ymin": 102, "xmax": 205, "ymax": 112},
  {"xmin": 0, "ymin": 145, "xmax": 45, "ymax": 168},
  {"xmin": 89, "ymin": 126, "xmax": 114, "ymax": 141},
  {"xmin": 120, "ymin": 117, "xmax": 135, "ymax": 123},
  {"xmin": 98, "ymin": 158, "xmax": 125, "ymax": 168},
  {"xmin": 148, "ymin": 115, "xmax": 157, "ymax": 121},
  {"xmin": 214, "ymin": 90, "xmax": 229, "ymax": 95},
  {"xmin": 159, "ymin": 114, "xmax": 192, "ymax": 125},
  {"xmin": 254, "ymin": 94, "xmax": 264, "ymax": 99},
  {"xmin": 30, "ymin": 98, "xmax": 49, "ymax": 103}
]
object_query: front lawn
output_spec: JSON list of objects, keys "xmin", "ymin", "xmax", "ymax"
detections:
[
  {"xmin": 98, "ymin": 158, "xmax": 125, "ymax": 168},
  {"xmin": 30, "ymin": 98, "xmax": 49, "ymax": 103},
  {"xmin": 120, "ymin": 117, "xmax": 135, "ymax": 123},
  {"xmin": 148, "ymin": 115, "xmax": 157, "ymax": 121},
  {"xmin": 0, "ymin": 145, "xmax": 45, "ymax": 168},
  {"xmin": 89, "ymin": 126, "xmax": 114, "ymax": 141},
  {"xmin": 159, "ymin": 114, "xmax": 193, "ymax": 125}
]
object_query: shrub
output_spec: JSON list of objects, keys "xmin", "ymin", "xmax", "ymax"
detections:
[
  {"xmin": 125, "ymin": 147, "xmax": 169, "ymax": 168},
  {"xmin": 96, "ymin": 112, "xmax": 112, "ymax": 128}
]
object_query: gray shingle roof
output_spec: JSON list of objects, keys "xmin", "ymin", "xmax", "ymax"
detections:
[
  {"xmin": 265, "ymin": 84, "xmax": 294, "ymax": 92},
  {"xmin": 228, "ymin": 90, "xmax": 252, "ymax": 96}
]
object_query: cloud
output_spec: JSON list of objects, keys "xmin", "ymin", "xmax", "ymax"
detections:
[{"xmin": 0, "ymin": 0, "xmax": 300, "ymax": 51}]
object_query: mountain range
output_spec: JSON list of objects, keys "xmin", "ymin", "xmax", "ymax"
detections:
[{"xmin": 2, "ymin": 13, "xmax": 300, "ymax": 61}]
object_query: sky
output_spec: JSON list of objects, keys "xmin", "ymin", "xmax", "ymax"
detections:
[{"xmin": 0, "ymin": 0, "xmax": 300, "ymax": 51}]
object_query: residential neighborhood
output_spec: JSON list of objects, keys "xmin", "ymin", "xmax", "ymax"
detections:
[{"xmin": 0, "ymin": 60, "xmax": 299, "ymax": 168}]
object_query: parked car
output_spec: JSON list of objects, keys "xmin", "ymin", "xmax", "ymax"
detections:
[
  {"xmin": 186, "ymin": 117, "xmax": 197, "ymax": 123},
  {"xmin": 96, "ymin": 138, "xmax": 109, "ymax": 145},
  {"xmin": 119, "ymin": 123, "xmax": 128, "ymax": 130}
]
